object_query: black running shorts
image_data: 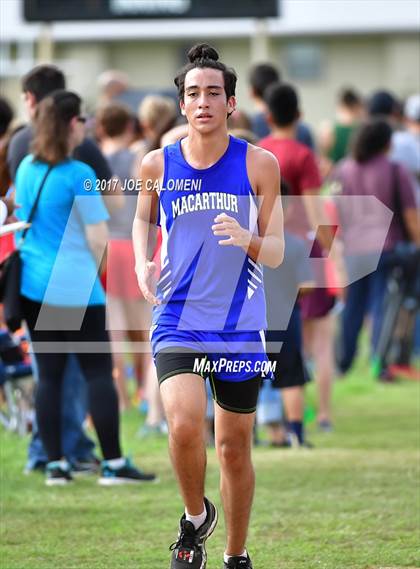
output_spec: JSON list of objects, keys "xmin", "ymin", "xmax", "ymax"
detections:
[
  {"xmin": 155, "ymin": 349, "xmax": 262, "ymax": 414},
  {"xmin": 267, "ymin": 348, "xmax": 309, "ymax": 389}
]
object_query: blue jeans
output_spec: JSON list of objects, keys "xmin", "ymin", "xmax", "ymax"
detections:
[
  {"xmin": 256, "ymin": 380, "xmax": 283, "ymax": 425},
  {"xmin": 414, "ymin": 315, "xmax": 420, "ymax": 357},
  {"xmin": 0, "ymin": 358, "xmax": 5, "ymax": 386},
  {"xmin": 336, "ymin": 251, "xmax": 393, "ymax": 373},
  {"xmin": 26, "ymin": 354, "xmax": 96, "ymax": 469}
]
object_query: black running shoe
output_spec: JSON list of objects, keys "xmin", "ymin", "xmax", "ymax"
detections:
[
  {"xmin": 98, "ymin": 457, "xmax": 157, "ymax": 485},
  {"xmin": 223, "ymin": 553, "xmax": 253, "ymax": 568},
  {"xmin": 169, "ymin": 497, "xmax": 218, "ymax": 568},
  {"xmin": 45, "ymin": 461, "xmax": 73, "ymax": 486}
]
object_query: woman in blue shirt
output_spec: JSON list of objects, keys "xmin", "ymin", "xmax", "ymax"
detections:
[{"xmin": 15, "ymin": 90, "xmax": 155, "ymax": 485}]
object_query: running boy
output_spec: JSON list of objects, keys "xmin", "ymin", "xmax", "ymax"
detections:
[{"xmin": 133, "ymin": 44, "xmax": 283, "ymax": 569}]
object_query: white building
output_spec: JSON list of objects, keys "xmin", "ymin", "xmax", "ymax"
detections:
[{"xmin": 1, "ymin": 0, "xmax": 419, "ymax": 128}]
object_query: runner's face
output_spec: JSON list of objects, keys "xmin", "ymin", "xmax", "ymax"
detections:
[{"xmin": 181, "ymin": 68, "xmax": 236, "ymax": 133}]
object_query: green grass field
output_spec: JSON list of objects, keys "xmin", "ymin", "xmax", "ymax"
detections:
[{"xmin": 1, "ymin": 357, "xmax": 419, "ymax": 569}]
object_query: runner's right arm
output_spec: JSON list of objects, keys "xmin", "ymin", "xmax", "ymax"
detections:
[{"xmin": 132, "ymin": 149, "xmax": 163, "ymax": 305}]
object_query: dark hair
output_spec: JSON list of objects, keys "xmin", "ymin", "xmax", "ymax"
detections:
[
  {"xmin": 368, "ymin": 90, "xmax": 397, "ymax": 117},
  {"xmin": 339, "ymin": 88, "xmax": 362, "ymax": 109},
  {"xmin": 280, "ymin": 178, "xmax": 291, "ymax": 211},
  {"xmin": 22, "ymin": 65, "xmax": 65, "ymax": 102},
  {"xmin": 174, "ymin": 43, "xmax": 237, "ymax": 101},
  {"xmin": 96, "ymin": 102, "xmax": 132, "ymax": 137},
  {"xmin": 264, "ymin": 83, "xmax": 299, "ymax": 127},
  {"xmin": 0, "ymin": 97, "xmax": 14, "ymax": 137},
  {"xmin": 352, "ymin": 119, "xmax": 392, "ymax": 163},
  {"xmin": 0, "ymin": 125, "xmax": 25, "ymax": 196},
  {"xmin": 249, "ymin": 63, "xmax": 280, "ymax": 99},
  {"xmin": 32, "ymin": 90, "xmax": 82, "ymax": 165},
  {"xmin": 281, "ymin": 179, "xmax": 290, "ymax": 197}
]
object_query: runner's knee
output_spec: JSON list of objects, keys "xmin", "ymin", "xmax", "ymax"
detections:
[
  {"xmin": 169, "ymin": 416, "xmax": 204, "ymax": 447},
  {"xmin": 216, "ymin": 434, "xmax": 251, "ymax": 470}
]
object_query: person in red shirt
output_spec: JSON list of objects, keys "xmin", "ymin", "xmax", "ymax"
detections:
[{"xmin": 259, "ymin": 83, "xmax": 335, "ymax": 431}]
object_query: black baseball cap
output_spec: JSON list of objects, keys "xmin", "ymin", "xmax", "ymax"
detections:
[{"xmin": 368, "ymin": 90, "xmax": 397, "ymax": 117}]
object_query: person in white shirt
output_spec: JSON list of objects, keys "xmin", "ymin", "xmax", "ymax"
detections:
[{"xmin": 392, "ymin": 94, "xmax": 420, "ymax": 205}]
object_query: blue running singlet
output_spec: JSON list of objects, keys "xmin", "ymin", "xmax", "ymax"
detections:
[{"xmin": 152, "ymin": 135, "xmax": 267, "ymax": 333}]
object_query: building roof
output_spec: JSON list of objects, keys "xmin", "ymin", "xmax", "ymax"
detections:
[{"xmin": 1, "ymin": 0, "xmax": 419, "ymax": 42}]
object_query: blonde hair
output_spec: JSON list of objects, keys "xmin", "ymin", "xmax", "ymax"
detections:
[{"xmin": 138, "ymin": 95, "xmax": 176, "ymax": 132}]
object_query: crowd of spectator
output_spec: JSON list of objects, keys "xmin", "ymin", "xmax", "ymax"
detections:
[{"xmin": 0, "ymin": 58, "xmax": 418, "ymax": 480}]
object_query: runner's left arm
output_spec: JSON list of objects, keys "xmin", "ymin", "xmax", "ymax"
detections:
[{"xmin": 212, "ymin": 146, "xmax": 284, "ymax": 268}]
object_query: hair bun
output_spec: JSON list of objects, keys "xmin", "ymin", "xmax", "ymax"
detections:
[{"xmin": 187, "ymin": 44, "xmax": 219, "ymax": 64}]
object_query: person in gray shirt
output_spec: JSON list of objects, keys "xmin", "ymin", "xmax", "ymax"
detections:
[{"xmin": 96, "ymin": 102, "xmax": 165, "ymax": 431}]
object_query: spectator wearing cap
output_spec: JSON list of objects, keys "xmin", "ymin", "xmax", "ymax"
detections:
[{"xmin": 368, "ymin": 90, "xmax": 401, "ymax": 122}]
